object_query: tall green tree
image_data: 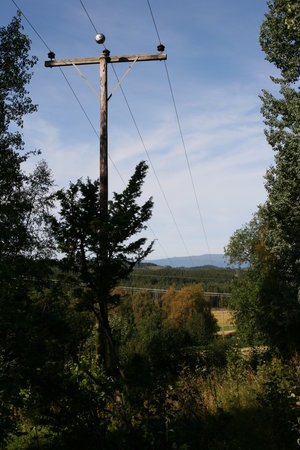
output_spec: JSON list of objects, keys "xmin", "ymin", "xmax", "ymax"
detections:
[
  {"xmin": 0, "ymin": 13, "xmax": 53, "ymax": 261},
  {"xmin": 52, "ymin": 161, "xmax": 154, "ymax": 373},
  {"xmin": 0, "ymin": 14, "xmax": 56, "ymax": 444},
  {"xmin": 259, "ymin": 0, "xmax": 300, "ymax": 288},
  {"xmin": 226, "ymin": 0, "xmax": 300, "ymax": 353}
]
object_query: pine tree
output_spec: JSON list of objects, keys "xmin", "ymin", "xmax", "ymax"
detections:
[{"xmin": 52, "ymin": 161, "xmax": 154, "ymax": 373}]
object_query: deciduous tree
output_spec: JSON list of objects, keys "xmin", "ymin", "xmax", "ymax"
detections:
[
  {"xmin": 162, "ymin": 285, "xmax": 218, "ymax": 345},
  {"xmin": 226, "ymin": 0, "xmax": 300, "ymax": 353},
  {"xmin": 0, "ymin": 14, "xmax": 56, "ymax": 444}
]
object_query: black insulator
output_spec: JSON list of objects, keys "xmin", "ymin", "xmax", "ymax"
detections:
[
  {"xmin": 157, "ymin": 43, "xmax": 165, "ymax": 52},
  {"xmin": 48, "ymin": 51, "xmax": 55, "ymax": 60},
  {"xmin": 103, "ymin": 49, "xmax": 110, "ymax": 57}
]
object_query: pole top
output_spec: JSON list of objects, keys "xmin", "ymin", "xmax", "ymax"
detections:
[{"xmin": 102, "ymin": 49, "xmax": 110, "ymax": 57}]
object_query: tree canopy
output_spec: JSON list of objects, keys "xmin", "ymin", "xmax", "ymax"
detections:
[
  {"xmin": 225, "ymin": 0, "xmax": 300, "ymax": 353},
  {"xmin": 51, "ymin": 161, "xmax": 154, "ymax": 371}
]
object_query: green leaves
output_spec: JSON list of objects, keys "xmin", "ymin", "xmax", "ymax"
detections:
[
  {"xmin": 260, "ymin": 0, "xmax": 300, "ymax": 82},
  {"xmin": 0, "ymin": 13, "xmax": 37, "ymax": 150},
  {"xmin": 225, "ymin": 0, "xmax": 300, "ymax": 353},
  {"xmin": 51, "ymin": 161, "xmax": 154, "ymax": 371},
  {"xmin": 52, "ymin": 161, "xmax": 154, "ymax": 293}
]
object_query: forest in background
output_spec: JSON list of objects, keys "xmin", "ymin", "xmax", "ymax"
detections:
[
  {"xmin": 121, "ymin": 265, "xmax": 236, "ymax": 293},
  {"xmin": 1, "ymin": 1, "xmax": 300, "ymax": 448}
]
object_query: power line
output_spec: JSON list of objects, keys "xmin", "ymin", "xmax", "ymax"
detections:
[
  {"xmin": 111, "ymin": 66, "xmax": 192, "ymax": 260},
  {"xmin": 146, "ymin": 0, "xmax": 162, "ymax": 44},
  {"xmin": 163, "ymin": 61, "xmax": 212, "ymax": 261},
  {"xmin": 79, "ymin": 0, "xmax": 193, "ymax": 263},
  {"xmin": 79, "ymin": 0, "xmax": 98, "ymax": 35},
  {"xmin": 11, "ymin": 0, "xmax": 52, "ymax": 52},
  {"xmin": 10, "ymin": 0, "xmax": 125, "ymax": 185},
  {"xmin": 9, "ymin": 0, "xmax": 174, "ymax": 265},
  {"xmin": 119, "ymin": 285, "xmax": 231, "ymax": 297},
  {"xmin": 145, "ymin": 0, "xmax": 213, "ymax": 263}
]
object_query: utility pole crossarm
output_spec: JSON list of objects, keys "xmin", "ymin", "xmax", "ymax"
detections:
[
  {"xmin": 45, "ymin": 53, "xmax": 167, "ymax": 68},
  {"xmin": 44, "ymin": 46, "xmax": 167, "ymax": 268}
]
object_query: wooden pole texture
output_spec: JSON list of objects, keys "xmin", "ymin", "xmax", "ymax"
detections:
[
  {"xmin": 99, "ymin": 54, "xmax": 108, "ymax": 214},
  {"xmin": 45, "ymin": 53, "xmax": 167, "ymax": 67}
]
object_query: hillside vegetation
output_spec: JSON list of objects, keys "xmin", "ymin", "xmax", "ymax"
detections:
[{"xmin": 121, "ymin": 265, "xmax": 235, "ymax": 293}]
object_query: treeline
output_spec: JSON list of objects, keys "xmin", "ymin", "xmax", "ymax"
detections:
[{"xmin": 121, "ymin": 265, "xmax": 236, "ymax": 293}]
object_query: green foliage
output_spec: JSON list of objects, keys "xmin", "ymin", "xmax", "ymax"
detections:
[
  {"xmin": 0, "ymin": 15, "xmax": 55, "ymax": 446},
  {"xmin": 257, "ymin": 355, "xmax": 300, "ymax": 449},
  {"xmin": 110, "ymin": 286, "xmax": 218, "ymax": 388},
  {"xmin": 0, "ymin": 12, "xmax": 37, "ymax": 150},
  {"xmin": 260, "ymin": 0, "xmax": 300, "ymax": 82},
  {"xmin": 52, "ymin": 161, "xmax": 153, "ymax": 290},
  {"xmin": 227, "ymin": 270, "xmax": 267, "ymax": 346},
  {"xmin": 122, "ymin": 265, "xmax": 235, "ymax": 294},
  {"xmin": 225, "ymin": 0, "xmax": 300, "ymax": 353},
  {"xmin": 162, "ymin": 285, "xmax": 218, "ymax": 346},
  {"xmin": 51, "ymin": 162, "xmax": 154, "ymax": 371},
  {"xmin": 0, "ymin": 13, "xmax": 53, "ymax": 260},
  {"xmin": 259, "ymin": 0, "xmax": 300, "ymax": 297}
]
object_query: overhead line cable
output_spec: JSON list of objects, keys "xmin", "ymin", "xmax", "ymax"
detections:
[
  {"xmin": 9, "ymin": 0, "xmax": 125, "ymax": 185},
  {"xmin": 109, "ymin": 73, "xmax": 174, "ymax": 263},
  {"xmin": 111, "ymin": 66, "xmax": 192, "ymax": 261},
  {"xmin": 146, "ymin": 0, "xmax": 162, "ymax": 44},
  {"xmin": 128, "ymin": 273, "xmax": 233, "ymax": 281},
  {"xmin": 11, "ymin": 0, "xmax": 51, "ymax": 52},
  {"xmin": 163, "ymin": 62, "xmax": 212, "ymax": 261},
  {"xmin": 79, "ymin": 0, "xmax": 193, "ymax": 264},
  {"xmin": 79, "ymin": 0, "xmax": 98, "ymax": 34},
  {"xmin": 145, "ymin": 0, "xmax": 213, "ymax": 264},
  {"xmin": 59, "ymin": 69, "xmax": 125, "ymax": 183}
]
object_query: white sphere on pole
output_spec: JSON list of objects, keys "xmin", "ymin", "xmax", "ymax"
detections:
[{"xmin": 95, "ymin": 33, "xmax": 105, "ymax": 44}]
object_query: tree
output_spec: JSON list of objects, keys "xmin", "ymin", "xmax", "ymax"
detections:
[
  {"xmin": 226, "ymin": 0, "xmax": 300, "ymax": 353},
  {"xmin": 0, "ymin": 13, "xmax": 53, "ymax": 261},
  {"xmin": 162, "ymin": 285, "xmax": 218, "ymax": 346},
  {"xmin": 51, "ymin": 161, "xmax": 154, "ymax": 373},
  {"xmin": 0, "ymin": 15, "xmax": 57, "ymax": 445},
  {"xmin": 259, "ymin": 0, "xmax": 300, "ymax": 290}
]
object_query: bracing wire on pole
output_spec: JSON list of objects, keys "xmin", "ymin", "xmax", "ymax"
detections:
[
  {"xmin": 72, "ymin": 63, "xmax": 101, "ymax": 100},
  {"xmin": 108, "ymin": 56, "xmax": 139, "ymax": 101},
  {"xmin": 145, "ymin": 0, "xmax": 213, "ymax": 264},
  {"xmin": 79, "ymin": 0, "xmax": 193, "ymax": 264}
]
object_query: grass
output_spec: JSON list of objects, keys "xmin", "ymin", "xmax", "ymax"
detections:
[{"xmin": 212, "ymin": 308, "xmax": 235, "ymax": 334}]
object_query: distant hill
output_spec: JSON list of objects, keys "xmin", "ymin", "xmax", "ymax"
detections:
[{"xmin": 146, "ymin": 254, "xmax": 230, "ymax": 268}]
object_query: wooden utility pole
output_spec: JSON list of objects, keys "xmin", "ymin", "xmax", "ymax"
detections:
[
  {"xmin": 45, "ymin": 48, "xmax": 167, "ymax": 370},
  {"xmin": 45, "ymin": 50, "xmax": 167, "ymax": 242},
  {"xmin": 99, "ymin": 53, "xmax": 108, "ymax": 222}
]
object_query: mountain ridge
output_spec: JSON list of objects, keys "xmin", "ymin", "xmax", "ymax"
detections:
[{"xmin": 146, "ymin": 254, "xmax": 229, "ymax": 268}]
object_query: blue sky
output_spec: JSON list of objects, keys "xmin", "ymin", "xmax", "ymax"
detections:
[{"xmin": 2, "ymin": 0, "xmax": 277, "ymax": 262}]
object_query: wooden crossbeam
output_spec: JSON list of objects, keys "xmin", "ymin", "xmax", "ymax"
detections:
[
  {"xmin": 44, "ymin": 48, "xmax": 167, "ymax": 269},
  {"xmin": 45, "ymin": 53, "xmax": 167, "ymax": 68}
]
